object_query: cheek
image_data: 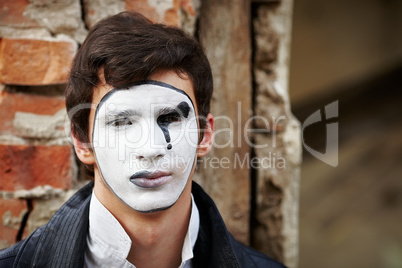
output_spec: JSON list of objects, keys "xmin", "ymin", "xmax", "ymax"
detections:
[
  {"xmin": 170, "ymin": 132, "xmax": 198, "ymax": 166},
  {"xmin": 118, "ymin": 127, "xmax": 147, "ymax": 148},
  {"xmin": 169, "ymin": 127, "xmax": 197, "ymax": 154}
]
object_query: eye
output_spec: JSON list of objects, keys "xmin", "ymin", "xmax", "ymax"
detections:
[
  {"xmin": 109, "ymin": 118, "xmax": 133, "ymax": 127},
  {"xmin": 159, "ymin": 112, "xmax": 181, "ymax": 124}
]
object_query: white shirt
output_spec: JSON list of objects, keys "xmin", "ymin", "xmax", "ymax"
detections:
[{"xmin": 84, "ymin": 192, "xmax": 200, "ymax": 268}]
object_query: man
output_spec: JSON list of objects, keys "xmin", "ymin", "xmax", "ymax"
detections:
[{"xmin": 0, "ymin": 11, "xmax": 285, "ymax": 268}]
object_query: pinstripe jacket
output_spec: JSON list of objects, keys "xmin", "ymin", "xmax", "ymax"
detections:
[{"xmin": 0, "ymin": 181, "xmax": 285, "ymax": 268}]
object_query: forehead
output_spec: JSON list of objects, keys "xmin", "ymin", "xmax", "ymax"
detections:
[
  {"xmin": 91, "ymin": 71, "xmax": 197, "ymax": 113},
  {"xmin": 97, "ymin": 81, "xmax": 194, "ymax": 113}
]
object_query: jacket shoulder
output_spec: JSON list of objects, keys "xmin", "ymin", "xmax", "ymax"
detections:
[
  {"xmin": 192, "ymin": 182, "xmax": 286, "ymax": 268},
  {"xmin": 229, "ymin": 235, "xmax": 286, "ymax": 268},
  {"xmin": 0, "ymin": 241, "xmax": 24, "ymax": 267},
  {"xmin": 0, "ymin": 181, "xmax": 93, "ymax": 267},
  {"xmin": 241, "ymin": 244, "xmax": 286, "ymax": 268}
]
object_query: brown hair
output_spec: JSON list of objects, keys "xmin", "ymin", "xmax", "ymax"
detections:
[{"xmin": 65, "ymin": 11, "xmax": 213, "ymax": 144}]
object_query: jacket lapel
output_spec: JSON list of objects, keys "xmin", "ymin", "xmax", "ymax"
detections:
[
  {"xmin": 192, "ymin": 182, "xmax": 240, "ymax": 268},
  {"xmin": 14, "ymin": 181, "xmax": 243, "ymax": 267},
  {"xmin": 14, "ymin": 181, "xmax": 93, "ymax": 268}
]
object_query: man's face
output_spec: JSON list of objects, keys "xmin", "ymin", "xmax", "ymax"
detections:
[{"xmin": 89, "ymin": 72, "xmax": 199, "ymax": 212}]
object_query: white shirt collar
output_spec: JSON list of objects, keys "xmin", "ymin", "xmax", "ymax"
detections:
[
  {"xmin": 85, "ymin": 192, "xmax": 200, "ymax": 268},
  {"xmin": 181, "ymin": 194, "xmax": 200, "ymax": 266}
]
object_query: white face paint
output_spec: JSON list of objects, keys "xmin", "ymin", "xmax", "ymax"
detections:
[{"xmin": 92, "ymin": 81, "xmax": 199, "ymax": 212}]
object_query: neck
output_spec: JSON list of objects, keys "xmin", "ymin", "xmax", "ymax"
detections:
[{"xmin": 94, "ymin": 174, "xmax": 192, "ymax": 268}]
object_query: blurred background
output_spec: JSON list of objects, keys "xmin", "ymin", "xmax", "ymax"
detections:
[{"xmin": 289, "ymin": 0, "xmax": 402, "ymax": 267}]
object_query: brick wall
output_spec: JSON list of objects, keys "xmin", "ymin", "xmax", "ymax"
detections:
[{"xmin": 0, "ymin": 0, "xmax": 199, "ymax": 250}]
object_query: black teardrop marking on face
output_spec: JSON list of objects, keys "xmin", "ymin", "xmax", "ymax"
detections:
[
  {"xmin": 157, "ymin": 117, "xmax": 171, "ymax": 145},
  {"xmin": 157, "ymin": 101, "xmax": 191, "ymax": 150},
  {"xmin": 177, "ymin": 101, "xmax": 190, "ymax": 118}
]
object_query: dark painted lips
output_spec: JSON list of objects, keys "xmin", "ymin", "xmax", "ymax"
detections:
[{"xmin": 130, "ymin": 171, "xmax": 171, "ymax": 188}]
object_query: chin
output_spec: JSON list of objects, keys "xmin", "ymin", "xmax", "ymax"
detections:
[
  {"xmin": 125, "ymin": 191, "xmax": 183, "ymax": 214},
  {"xmin": 133, "ymin": 202, "xmax": 176, "ymax": 213}
]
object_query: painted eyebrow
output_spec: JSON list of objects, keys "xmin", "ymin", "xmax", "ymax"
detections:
[
  {"xmin": 157, "ymin": 102, "xmax": 191, "ymax": 117},
  {"xmin": 104, "ymin": 109, "xmax": 141, "ymax": 118},
  {"xmin": 157, "ymin": 107, "xmax": 179, "ymax": 116}
]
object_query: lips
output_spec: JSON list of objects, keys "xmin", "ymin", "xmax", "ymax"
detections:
[{"xmin": 130, "ymin": 171, "xmax": 171, "ymax": 188}]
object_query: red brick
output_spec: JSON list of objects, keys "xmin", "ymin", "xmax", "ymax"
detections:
[
  {"xmin": 126, "ymin": 0, "xmax": 194, "ymax": 27},
  {"xmin": 0, "ymin": 38, "xmax": 77, "ymax": 85},
  {"xmin": 0, "ymin": 0, "xmax": 39, "ymax": 28},
  {"xmin": 0, "ymin": 198, "xmax": 27, "ymax": 248},
  {"xmin": 180, "ymin": 0, "xmax": 196, "ymax": 17},
  {"xmin": 125, "ymin": 0, "xmax": 181, "ymax": 26},
  {"xmin": 86, "ymin": 0, "xmax": 193, "ymax": 28},
  {"xmin": 125, "ymin": 0, "xmax": 160, "ymax": 23},
  {"xmin": 0, "ymin": 91, "xmax": 65, "ymax": 136},
  {"xmin": 0, "ymin": 144, "xmax": 73, "ymax": 191},
  {"xmin": 163, "ymin": 0, "xmax": 180, "ymax": 26}
]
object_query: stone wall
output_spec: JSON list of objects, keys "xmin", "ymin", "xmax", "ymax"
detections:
[
  {"xmin": 251, "ymin": 2, "xmax": 301, "ymax": 266},
  {"xmin": 0, "ymin": 0, "xmax": 300, "ymax": 267},
  {"xmin": 194, "ymin": 0, "xmax": 301, "ymax": 266}
]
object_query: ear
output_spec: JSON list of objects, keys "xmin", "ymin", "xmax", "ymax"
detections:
[
  {"xmin": 72, "ymin": 134, "xmax": 95, "ymax": 165},
  {"xmin": 197, "ymin": 113, "xmax": 214, "ymax": 157}
]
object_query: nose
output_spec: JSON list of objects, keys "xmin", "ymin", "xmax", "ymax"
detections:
[
  {"xmin": 134, "ymin": 121, "xmax": 167, "ymax": 161},
  {"xmin": 135, "ymin": 147, "xmax": 165, "ymax": 160}
]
